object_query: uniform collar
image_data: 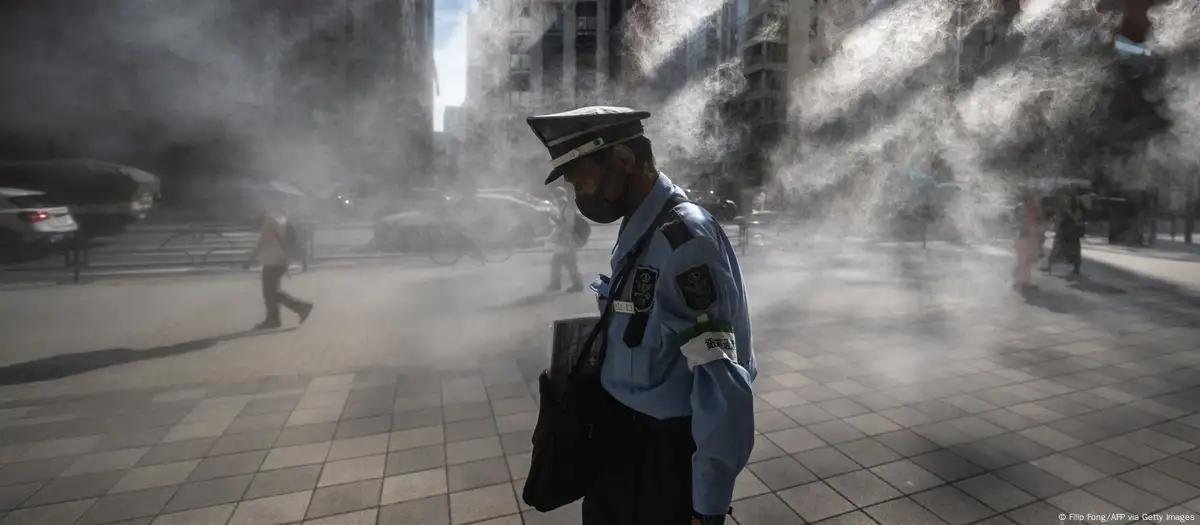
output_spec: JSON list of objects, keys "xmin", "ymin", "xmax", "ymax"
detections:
[{"xmin": 611, "ymin": 172, "xmax": 678, "ymax": 266}]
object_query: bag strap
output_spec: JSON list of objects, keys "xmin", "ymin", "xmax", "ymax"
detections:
[{"xmin": 569, "ymin": 194, "xmax": 687, "ymax": 379}]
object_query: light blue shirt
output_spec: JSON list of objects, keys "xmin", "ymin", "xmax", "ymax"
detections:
[{"xmin": 593, "ymin": 172, "xmax": 756, "ymax": 516}]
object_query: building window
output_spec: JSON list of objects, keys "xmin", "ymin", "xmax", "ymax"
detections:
[
  {"xmin": 510, "ymin": 72, "xmax": 532, "ymax": 92},
  {"xmin": 511, "ymin": 54, "xmax": 532, "ymax": 71}
]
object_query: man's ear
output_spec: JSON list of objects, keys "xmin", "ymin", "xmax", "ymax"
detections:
[{"xmin": 609, "ymin": 144, "xmax": 637, "ymax": 174}]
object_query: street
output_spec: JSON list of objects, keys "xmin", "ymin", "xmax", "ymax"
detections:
[{"xmin": 0, "ymin": 241, "xmax": 1198, "ymax": 525}]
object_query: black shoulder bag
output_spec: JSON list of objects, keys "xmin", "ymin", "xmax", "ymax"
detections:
[{"xmin": 522, "ymin": 196, "xmax": 685, "ymax": 511}]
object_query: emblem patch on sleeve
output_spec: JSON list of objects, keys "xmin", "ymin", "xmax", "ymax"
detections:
[
  {"xmin": 676, "ymin": 264, "xmax": 716, "ymax": 311},
  {"xmin": 631, "ymin": 266, "xmax": 659, "ymax": 312}
]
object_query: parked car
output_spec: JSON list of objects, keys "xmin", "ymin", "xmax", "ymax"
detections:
[
  {"xmin": 0, "ymin": 187, "xmax": 79, "ymax": 261},
  {"xmin": 0, "ymin": 159, "xmax": 160, "ymax": 237}
]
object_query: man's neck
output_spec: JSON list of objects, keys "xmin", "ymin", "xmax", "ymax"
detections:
[{"xmin": 622, "ymin": 170, "xmax": 658, "ymax": 220}]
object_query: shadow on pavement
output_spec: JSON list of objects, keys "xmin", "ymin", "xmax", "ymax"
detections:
[{"xmin": 0, "ymin": 328, "xmax": 296, "ymax": 386}]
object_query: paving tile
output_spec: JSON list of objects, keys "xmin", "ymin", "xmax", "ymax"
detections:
[
  {"xmin": 0, "ymin": 457, "xmax": 75, "ymax": 485},
  {"xmin": 208, "ymin": 430, "xmax": 280, "ymax": 456},
  {"xmin": 245, "ymin": 465, "xmax": 323, "ymax": 500},
  {"xmin": 1003, "ymin": 501, "xmax": 1065, "ymax": 525},
  {"xmin": 1028, "ymin": 454, "xmax": 1106, "ymax": 486},
  {"xmin": 240, "ymin": 396, "xmax": 302, "ymax": 417},
  {"xmin": 162, "ymin": 420, "xmax": 230, "ymax": 443},
  {"xmin": 93, "ymin": 427, "xmax": 172, "ymax": 453},
  {"xmin": 816, "ymin": 399, "xmax": 872, "ymax": 418},
  {"xmin": 911, "ymin": 485, "xmax": 995, "ymax": 525},
  {"xmin": 326, "ymin": 433, "xmax": 389, "ymax": 462},
  {"xmin": 261, "ymin": 442, "xmax": 331, "ymax": 471},
  {"xmin": 953, "ymin": 474, "xmax": 1036, "ymax": 512},
  {"xmin": 448, "ymin": 482, "xmax": 517, "ymax": 525},
  {"xmin": 162, "ymin": 474, "xmax": 252, "ymax": 513},
  {"xmin": 0, "ymin": 498, "xmax": 95, "ymax": 525},
  {"xmin": 1018, "ymin": 426, "xmax": 1084, "ymax": 452},
  {"xmin": 1099, "ymin": 436, "xmax": 1171, "ymax": 464},
  {"xmin": 865, "ymin": 496, "xmax": 949, "ymax": 525},
  {"xmin": 910, "ymin": 423, "xmax": 974, "ymax": 448},
  {"xmin": 25, "ymin": 435, "xmax": 102, "ymax": 460},
  {"xmin": 748, "ymin": 434, "xmax": 786, "ymax": 463},
  {"xmin": 721, "ymin": 493, "xmax": 803, "ymax": 525},
  {"xmin": 794, "ymin": 447, "xmax": 862, "ymax": 479},
  {"xmin": 444, "ymin": 418, "xmax": 499, "ymax": 443},
  {"xmin": 137, "ymin": 439, "xmax": 216, "ymax": 467},
  {"xmin": 1129, "ymin": 429, "xmax": 1195, "ymax": 455},
  {"xmin": 381, "ymin": 468, "xmax": 449, "ymax": 505},
  {"xmin": 306, "ymin": 479, "xmax": 382, "ymax": 520},
  {"xmin": 979, "ymin": 410, "xmax": 1039, "ymax": 432},
  {"xmin": 441, "ymin": 402, "xmax": 490, "ymax": 423},
  {"xmin": 227, "ymin": 490, "xmax": 312, "ymax": 525},
  {"xmin": 318, "ymin": 454, "xmax": 386, "ymax": 487},
  {"xmin": 303, "ymin": 508, "xmax": 378, "ymax": 525},
  {"xmin": 808, "ymin": 420, "xmax": 869, "ymax": 445},
  {"xmin": 503, "ymin": 450, "xmax": 530, "ymax": 482},
  {"xmin": 390, "ymin": 426, "xmax": 445, "ymax": 452},
  {"xmin": 946, "ymin": 416, "xmax": 1007, "ymax": 441},
  {"xmin": 393, "ymin": 408, "xmax": 444, "ymax": 431},
  {"xmin": 151, "ymin": 503, "xmax": 237, "ymax": 525},
  {"xmin": 837, "ymin": 438, "xmax": 903, "ymax": 468},
  {"xmin": 22, "ymin": 471, "xmax": 124, "ymax": 507},
  {"xmin": 878, "ymin": 407, "xmax": 934, "ymax": 428},
  {"xmin": 1151, "ymin": 456, "xmax": 1200, "ymax": 487},
  {"xmin": 781, "ymin": 404, "xmax": 838, "ymax": 426},
  {"xmin": 286, "ymin": 408, "xmax": 343, "ymax": 428},
  {"xmin": 62, "ymin": 447, "xmax": 151, "ymax": 476},
  {"xmin": 78, "ymin": 487, "xmax": 177, "ymax": 525},
  {"xmin": 732, "ymin": 469, "xmax": 772, "ymax": 501},
  {"xmin": 333, "ymin": 416, "xmax": 391, "ymax": 441},
  {"xmin": 490, "ymin": 397, "xmax": 536, "ymax": 417},
  {"xmin": 777, "ymin": 481, "xmax": 856, "ymax": 522},
  {"xmin": 494, "ymin": 413, "xmax": 536, "ymax": 436},
  {"xmin": 1063, "ymin": 445, "xmax": 1140, "ymax": 476},
  {"xmin": 845, "ymin": 413, "xmax": 903, "ymax": 436},
  {"xmin": 448, "ymin": 458, "xmax": 512, "ymax": 492},
  {"xmin": 521, "ymin": 501, "xmax": 579, "ymax": 525},
  {"xmin": 1046, "ymin": 490, "xmax": 1128, "ymax": 524},
  {"xmin": 1082, "ymin": 477, "xmax": 1169, "ymax": 515},
  {"xmin": 755, "ymin": 409, "xmax": 800, "ymax": 434},
  {"xmin": 760, "ymin": 390, "xmax": 806, "ymax": 409},
  {"xmin": 0, "ymin": 482, "xmax": 41, "ymax": 511},
  {"xmin": 275, "ymin": 423, "xmax": 337, "ymax": 447},
  {"xmin": 747, "ymin": 456, "xmax": 816, "ymax": 491},
  {"xmin": 870, "ymin": 459, "xmax": 944, "ymax": 495},
  {"xmin": 226, "ymin": 413, "xmax": 290, "ymax": 435},
  {"xmin": 765, "ymin": 427, "xmax": 827, "ymax": 455},
  {"xmin": 446, "ymin": 436, "xmax": 503, "ymax": 465},
  {"xmin": 378, "ymin": 495, "xmax": 449, "ymax": 525},
  {"xmin": 993, "ymin": 463, "xmax": 1074, "ymax": 499},
  {"xmin": 906, "ymin": 452, "xmax": 984, "ymax": 486},
  {"xmin": 826, "ymin": 469, "xmax": 902, "ymax": 508},
  {"xmin": 1120, "ymin": 467, "xmax": 1200, "ymax": 504},
  {"xmin": 875, "ymin": 430, "xmax": 940, "ymax": 457},
  {"xmin": 109, "ymin": 460, "xmax": 199, "ymax": 493},
  {"xmin": 187, "ymin": 450, "xmax": 267, "ymax": 482},
  {"xmin": 386, "ymin": 445, "xmax": 447, "ymax": 476}
]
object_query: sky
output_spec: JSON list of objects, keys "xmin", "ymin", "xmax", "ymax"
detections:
[{"xmin": 433, "ymin": 0, "xmax": 471, "ymax": 132}]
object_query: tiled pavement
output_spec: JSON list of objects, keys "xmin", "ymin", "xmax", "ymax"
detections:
[{"xmin": 2, "ymin": 281, "xmax": 1200, "ymax": 523}]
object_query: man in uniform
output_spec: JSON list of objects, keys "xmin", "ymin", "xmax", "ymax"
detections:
[
  {"xmin": 527, "ymin": 106, "xmax": 756, "ymax": 525},
  {"xmin": 548, "ymin": 186, "xmax": 584, "ymax": 292}
]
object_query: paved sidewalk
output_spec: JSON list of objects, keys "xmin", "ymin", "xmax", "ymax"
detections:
[{"xmin": 1, "ymin": 254, "xmax": 1199, "ymax": 524}]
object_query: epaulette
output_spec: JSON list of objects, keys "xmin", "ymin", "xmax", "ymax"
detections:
[{"xmin": 657, "ymin": 198, "xmax": 695, "ymax": 251}]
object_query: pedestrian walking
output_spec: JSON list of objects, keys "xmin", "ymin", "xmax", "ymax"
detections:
[
  {"xmin": 244, "ymin": 191, "xmax": 313, "ymax": 329},
  {"xmin": 1043, "ymin": 193, "xmax": 1084, "ymax": 276},
  {"xmin": 1013, "ymin": 190, "xmax": 1042, "ymax": 291},
  {"xmin": 548, "ymin": 186, "xmax": 584, "ymax": 292},
  {"xmin": 522, "ymin": 106, "xmax": 757, "ymax": 525}
]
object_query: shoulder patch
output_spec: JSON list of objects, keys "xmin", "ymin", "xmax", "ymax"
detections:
[
  {"xmin": 659, "ymin": 211, "xmax": 694, "ymax": 250},
  {"xmin": 631, "ymin": 266, "xmax": 658, "ymax": 312},
  {"xmin": 675, "ymin": 264, "xmax": 716, "ymax": 311}
]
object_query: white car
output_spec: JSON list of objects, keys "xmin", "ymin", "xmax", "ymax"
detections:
[{"xmin": 0, "ymin": 187, "xmax": 79, "ymax": 260}]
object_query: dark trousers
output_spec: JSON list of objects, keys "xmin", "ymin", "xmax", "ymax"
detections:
[
  {"xmin": 582, "ymin": 392, "xmax": 694, "ymax": 525},
  {"xmin": 550, "ymin": 250, "xmax": 582, "ymax": 288},
  {"xmin": 262, "ymin": 265, "xmax": 307, "ymax": 322}
]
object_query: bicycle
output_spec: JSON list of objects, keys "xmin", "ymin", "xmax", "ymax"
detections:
[{"xmin": 428, "ymin": 223, "xmax": 515, "ymax": 266}]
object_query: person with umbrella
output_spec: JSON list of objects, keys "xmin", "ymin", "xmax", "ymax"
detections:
[{"xmin": 243, "ymin": 187, "xmax": 314, "ymax": 329}]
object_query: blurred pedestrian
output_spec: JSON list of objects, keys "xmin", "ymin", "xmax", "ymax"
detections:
[
  {"xmin": 244, "ymin": 191, "xmax": 313, "ymax": 329},
  {"xmin": 1013, "ymin": 190, "xmax": 1042, "ymax": 291},
  {"xmin": 1044, "ymin": 194, "xmax": 1084, "ymax": 276},
  {"xmin": 548, "ymin": 186, "xmax": 584, "ymax": 292}
]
